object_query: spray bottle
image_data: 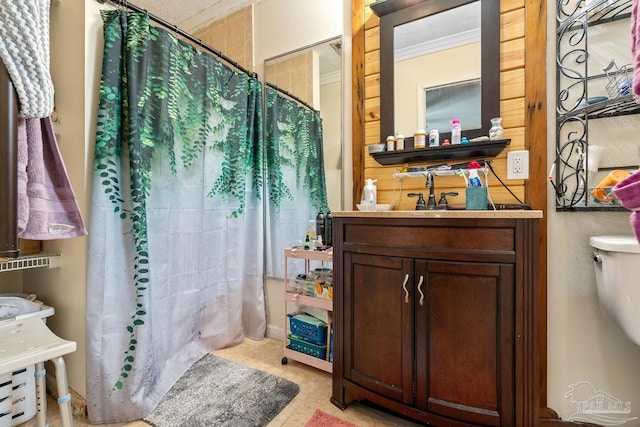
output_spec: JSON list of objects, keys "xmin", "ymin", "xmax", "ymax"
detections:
[
  {"xmin": 450, "ymin": 119, "xmax": 461, "ymax": 145},
  {"xmin": 360, "ymin": 179, "xmax": 377, "ymax": 211}
]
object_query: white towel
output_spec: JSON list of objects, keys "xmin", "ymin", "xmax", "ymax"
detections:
[{"xmin": 0, "ymin": 0, "xmax": 54, "ymax": 118}]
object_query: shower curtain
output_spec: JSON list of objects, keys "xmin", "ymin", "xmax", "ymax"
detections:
[
  {"xmin": 264, "ymin": 85, "xmax": 328, "ymax": 279},
  {"xmin": 86, "ymin": 11, "xmax": 265, "ymax": 423}
]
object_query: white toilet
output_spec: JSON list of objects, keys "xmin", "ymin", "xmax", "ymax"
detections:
[{"xmin": 590, "ymin": 235, "xmax": 640, "ymax": 345}]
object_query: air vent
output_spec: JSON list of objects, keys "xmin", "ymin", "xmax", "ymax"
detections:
[{"xmin": 330, "ymin": 41, "xmax": 342, "ymax": 56}]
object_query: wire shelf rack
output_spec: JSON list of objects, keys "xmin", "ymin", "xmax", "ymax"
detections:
[{"xmin": 0, "ymin": 254, "xmax": 62, "ymax": 273}]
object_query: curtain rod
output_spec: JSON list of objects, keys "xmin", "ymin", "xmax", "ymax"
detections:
[
  {"xmin": 96, "ymin": 0, "xmax": 257, "ymax": 79},
  {"xmin": 265, "ymin": 82, "xmax": 316, "ymax": 112}
]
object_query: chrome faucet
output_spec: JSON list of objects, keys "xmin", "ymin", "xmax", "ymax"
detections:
[{"xmin": 425, "ymin": 171, "xmax": 437, "ymax": 209}]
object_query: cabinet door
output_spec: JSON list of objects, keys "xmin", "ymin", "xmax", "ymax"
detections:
[
  {"xmin": 415, "ymin": 260, "xmax": 514, "ymax": 426},
  {"xmin": 343, "ymin": 252, "xmax": 414, "ymax": 404}
]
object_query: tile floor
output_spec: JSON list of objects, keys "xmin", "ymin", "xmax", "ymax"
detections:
[{"xmin": 21, "ymin": 337, "xmax": 421, "ymax": 427}]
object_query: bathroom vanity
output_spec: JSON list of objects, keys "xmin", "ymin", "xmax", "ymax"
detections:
[{"xmin": 330, "ymin": 210, "xmax": 542, "ymax": 427}]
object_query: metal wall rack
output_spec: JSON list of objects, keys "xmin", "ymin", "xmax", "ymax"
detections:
[{"xmin": 555, "ymin": 0, "xmax": 638, "ymax": 211}]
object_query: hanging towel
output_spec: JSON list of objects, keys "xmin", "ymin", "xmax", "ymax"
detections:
[
  {"xmin": 0, "ymin": 0, "xmax": 54, "ymax": 117},
  {"xmin": 632, "ymin": 0, "xmax": 640, "ymax": 97},
  {"xmin": 17, "ymin": 117, "xmax": 87, "ymax": 240},
  {"xmin": 613, "ymin": 170, "xmax": 640, "ymax": 242}
]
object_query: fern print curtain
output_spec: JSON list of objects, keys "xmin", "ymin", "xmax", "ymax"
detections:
[
  {"xmin": 264, "ymin": 85, "xmax": 328, "ymax": 279},
  {"xmin": 86, "ymin": 11, "xmax": 265, "ymax": 423}
]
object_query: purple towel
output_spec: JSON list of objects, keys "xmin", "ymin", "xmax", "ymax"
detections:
[
  {"xmin": 633, "ymin": 0, "xmax": 640, "ymax": 97},
  {"xmin": 16, "ymin": 116, "xmax": 87, "ymax": 240},
  {"xmin": 613, "ymin": 170, "xmax": 640, "ymax": 210},
  {"xmin": 613, "ymin": 170, "xmax": 640, "ymax": 242},
  {"xmin": 631, "ymin": 212, "xmax": 640, "ymax": 244}
]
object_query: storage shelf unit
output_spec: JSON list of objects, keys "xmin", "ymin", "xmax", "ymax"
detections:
[
  {"xmin": 282, "ymin": 248, "xmax": 332, "ymax": 373},
  {"xmin": 555, "ymin": 0, "xmax": 637, "ymax": 211},
  {"xmin": 371, "ymin": 139, "xmax": 510, "ymax": 165},
  {"xmin": 284, "ymin": 292, "xmax": 332, "ymax": 311},
  {"xmin": 0, "ymin": 254, "xmax": 62, "ymax": 273}
]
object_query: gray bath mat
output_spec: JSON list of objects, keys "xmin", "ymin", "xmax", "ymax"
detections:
[{"xmin": 144, "ymin": 353, "xmax": 299, "ymax": 426}]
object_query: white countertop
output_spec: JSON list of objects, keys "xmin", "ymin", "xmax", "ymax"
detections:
[{"xmin": 332, "ymin": 210, "xmax": 543, "ymax": 219}]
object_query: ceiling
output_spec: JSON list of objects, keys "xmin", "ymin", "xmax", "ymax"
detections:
[
  {"xmin": 122, "ymin": 0, "xmax": 342, "ymax": 78},
  {"xmin": 131, "ymin": 0, "xmax": 261, "ymax": 32}
]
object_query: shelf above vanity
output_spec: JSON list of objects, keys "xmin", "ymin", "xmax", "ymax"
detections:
[{"xmin": 370, "ymin": 139, "xmax": 510, "ymax": 165}]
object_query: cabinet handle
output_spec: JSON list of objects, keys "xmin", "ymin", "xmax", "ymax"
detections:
[
  {"xmin": 402, "ymin": 273, "xmax": 410, "ymax": 303},
  {"xmin": 417, "ymin": 275, "xmax": 424, "ymax": 306}
]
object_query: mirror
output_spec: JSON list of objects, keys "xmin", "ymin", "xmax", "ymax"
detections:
[
  {"xmin": 264, "ymin": 37, "xmax": 343, "ymax": 210},
  {"xmin": 372, "ymin": 0, "xmax": 500, "ymax": 144}
]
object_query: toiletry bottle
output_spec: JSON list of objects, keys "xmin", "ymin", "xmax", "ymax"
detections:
[
  {"xmin": 386, "ymin": 135, "xmax": 395, "ymax": 151},
  {"xmin": 324, "ymin": 210, "xmax": 332, "ymax": 246},
  {"xmin": 361, "ymin": 179, "xmax": 377, "ymax": 211},
  {"xmin": 306, "ymin": 219, "xmax": 316, "ymax": 250},
  {"xmin": 316, "ymin": 211, "xmax": 325, "ymax": 242},
  {"xmin": 429, "ymin": 129, "xmax": 439, "ymax": 147},
  {"xmin": 468, "ymin": 169, "xmax": 482, "ymax": 186},
  {"xmin": 414, "ymin": 130, "xmax": 426, "ymax": 148},
  {"xmin": 451, "ymin": 119, "xmax": 461, "ymax": 145}
]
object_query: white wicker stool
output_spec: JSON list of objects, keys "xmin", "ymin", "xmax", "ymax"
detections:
[{"xmin": 0, "ymin": 316, "xmax": 76, "ymax": 427}]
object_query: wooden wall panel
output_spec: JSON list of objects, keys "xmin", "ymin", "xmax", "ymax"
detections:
[
  {"xmin": 502, "ymin": 68, "xmax": 526, "ymax": 100},
  {"xmin": 364, "ymin": 96, "xmax": 380, "ymax": 122},
  {"xmin": 524, "ymin": 0, "xmax": 549, "ymax": 416},
  {"xmin": 502, "ymin": 0, "xmax": 525, "ymax": 13},
  {"xmin": 364, "ymin": 8, "xmax": 378, "ymax": 29},
  {"xmin": 364, "ymin": 48, "xmax": 379, "ymax": 75},
  {"xmin": 501, "ymin": 8, "xmax": 525, "ymax": 42},
  {"xmin": 501, "ymin": 98, "xmax": 526, "ymax": 128},
  {"xmin": 376, "ymin": 186, "xmax": 527, "ymax": 211},
  {"xmin": 364, "ymin": 27, "xmax": 379, "ymax": 52},
  {"xmin": 365, "ymin": 120, "xmax": 380, "ymax": 145},
  {"xmin": 360, "ymin": 3, "xmax": 529, "ymax": 208},
  {"xmin": 365, "ymin": 74, "xmax": 380, "ymax": 99},
  {"xmin": 501, "ymin": 37, "xmax": 526, "ymax": 71},
  {"xmin": 352, "ymin": 0, "xmax": 365, "ymax": 207},
  {"xmin": 504, "ymin": 127, "xmax": 525, "ymax": 151}
]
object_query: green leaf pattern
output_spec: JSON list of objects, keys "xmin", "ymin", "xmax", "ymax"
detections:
[
  {"xmin": 95, "ymin": 10, "xmax": 263, "ymax": 389},
  {"xmin": 265, "ymin": 86, "xmax": 328, "ymax": 212}
]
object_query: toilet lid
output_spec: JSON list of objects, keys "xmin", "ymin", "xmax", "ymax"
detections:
[{"xmin": 589, "ymin": 235, "xmax": 640, "ymax": 253}]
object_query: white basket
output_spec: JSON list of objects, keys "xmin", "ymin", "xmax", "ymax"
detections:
[
  {"xmin": 0, "ymin": 365, "xmax": 36, "ymax": 427},
  {"xmin": 0, "ymin": 302, "xmax": 53, "ymax": 427}
]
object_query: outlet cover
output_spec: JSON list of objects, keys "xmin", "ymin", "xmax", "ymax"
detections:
[{"xmin": 507, "ymin": 150, "xmax": 529, "ymax": 180}]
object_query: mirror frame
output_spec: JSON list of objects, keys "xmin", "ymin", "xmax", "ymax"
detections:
[{"xmin": 373, "ymin": 0, "xmax": 500, "ymax": 144}]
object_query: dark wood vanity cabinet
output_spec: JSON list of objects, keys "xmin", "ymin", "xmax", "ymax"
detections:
[{"xmin": 331, "ymin": 214, "xmax": 541, "ymax": 427}]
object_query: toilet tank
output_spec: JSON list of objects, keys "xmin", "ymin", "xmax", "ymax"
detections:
[
  {"xmin": 589, "ymin": 235, "xmax": 640, "ymax": 345},
  {"xmin": 589, "ymin": 235, "xmax": 640, "ymax": 254}
]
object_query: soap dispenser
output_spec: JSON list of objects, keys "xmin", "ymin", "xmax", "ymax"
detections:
[{"xmin": 361, "ymin": 179, "xmax": 378, "ymax": 211}]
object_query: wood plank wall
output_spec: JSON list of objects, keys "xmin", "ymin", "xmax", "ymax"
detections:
[
  {"xmin": 356, "ymin": 0, "xmax": 534, "ymax": 212},
  {"xmin": 351, "ymin": 0, "xmax": 551, "ymax": 416}
]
